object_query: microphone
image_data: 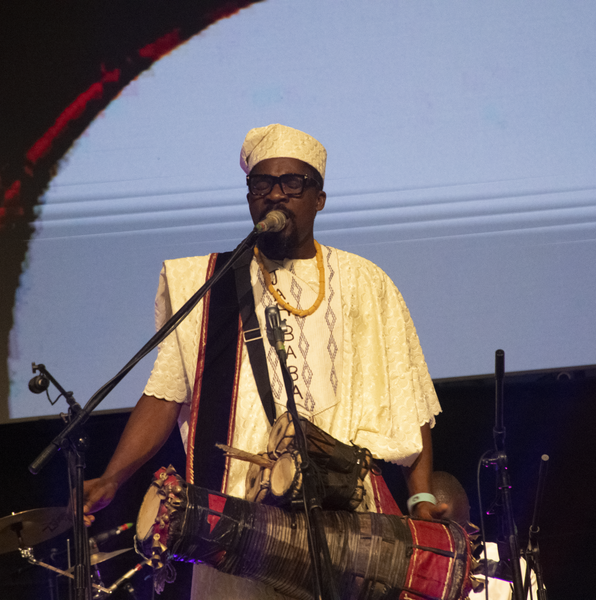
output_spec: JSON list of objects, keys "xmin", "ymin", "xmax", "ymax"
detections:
[
  {"xmin": 89, "ymin": 522, "xmax": 133, "ymax": 546},
  {"xmin": 28, "ymin": 373, "xmax": 50, "ymax": 394},
  {"xmin": 254, "ymin": 210, "xmax": 287, "ymax": 233}
]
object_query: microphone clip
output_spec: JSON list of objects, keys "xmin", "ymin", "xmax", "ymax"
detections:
[
  {"xmin": 28, "ymin": 362, "xmax": 78, "ymax": 410},
  {"xmin": 29, "ymin": 363, "xmax": 53, "ymax": 398},
  {"xmin": 265, "ymin": 306, "xmax": 288, "ymax": 364}
]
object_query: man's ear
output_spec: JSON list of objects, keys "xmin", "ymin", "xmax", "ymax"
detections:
[{"xmin": 316, "ymin": 191, "xmax": 326, "ymax": 212}]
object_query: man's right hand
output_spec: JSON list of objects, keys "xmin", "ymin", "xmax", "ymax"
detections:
[
  {"xmin": 83, "ymin": 477, "xmax": 119, "ymax": 527},
  {"xmin": 81, "ymin": 394, "xmax": 181, "ymax": 526}
]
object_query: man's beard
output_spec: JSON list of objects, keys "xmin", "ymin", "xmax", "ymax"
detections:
[{"xmin": 256, "ymin": 227, "xmax": 298, "ymax": 260}]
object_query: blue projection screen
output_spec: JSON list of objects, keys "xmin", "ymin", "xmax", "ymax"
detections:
[{"xmin": 8, "ymin": 0, "xmax": 596, "ymax": 420}]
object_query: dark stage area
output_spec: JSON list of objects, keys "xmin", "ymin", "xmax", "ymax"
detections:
[{"xmin": 1, "ymin": 368, "xmax": 594, "ymax": 599}]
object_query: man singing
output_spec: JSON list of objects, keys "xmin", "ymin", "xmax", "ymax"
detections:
[{"xmin": 84, "ymin": 124, "xmax": 446, "ymax": 599}]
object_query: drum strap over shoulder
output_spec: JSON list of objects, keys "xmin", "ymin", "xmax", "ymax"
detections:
[
  {"xmin": 232, "ymin": 248, "xmax": 276, "ymax": 427},
  {"xmin": 187, "ymin": 249, "xmax": 276, "ymax": 490},
  {"xmin": 187, "ymin": 251, "xmax": 242, "ymax": 490}
]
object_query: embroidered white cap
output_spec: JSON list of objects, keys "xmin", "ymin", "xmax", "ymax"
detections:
[{"xmin": 240, "ymin": 124, "xmax": 327, "ymax": 182}]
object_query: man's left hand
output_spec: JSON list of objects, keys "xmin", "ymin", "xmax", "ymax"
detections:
[{"xmin": 412, "ymin": 501, "xmax": 449, "ymax": 520}]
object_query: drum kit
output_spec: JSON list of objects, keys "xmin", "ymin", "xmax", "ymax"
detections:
[{"xmin": 0, "ymin": 507, "xmax": 147, "ymax": 598}]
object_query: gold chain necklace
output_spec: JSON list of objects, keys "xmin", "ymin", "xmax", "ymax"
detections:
[{"xmin": 254, "ymin": 241, "xmax": 325, "ymax": 317}]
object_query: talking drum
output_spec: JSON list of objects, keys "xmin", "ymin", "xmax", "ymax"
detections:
[
  {"xmin": 136, "ymin": 466, "xmax": 473, "ymax": 599},
  {"xmin": 248, "ymin": 412, "xmax": 372, "ymax": 511},
  {"xmin": 267, "ymin": 412, "xmax": 373, "ymax": 478},
  {"xmin": 245, "ymin": 461, "xmax": 271, "ymax": 503},
  {"xmin": 267, "ymin": 450, "xmax": 366, "ymax": 511}
]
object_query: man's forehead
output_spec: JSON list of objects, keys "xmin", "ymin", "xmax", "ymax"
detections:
[{"xmin": 250, "ymin": 157, "xmax": 312, "ymax": 175}]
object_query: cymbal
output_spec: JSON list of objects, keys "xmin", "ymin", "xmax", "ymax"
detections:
[
  {"xmin": 65, "ymin": 547, "xmax": 132, "ymax": 573},
  {"xmin": 0, "ymin": 507, "xmax": 71, "ymax": 554},
  {"xmin": 90, "ymin": 547, "xmax": 132, "ymax": 566}
]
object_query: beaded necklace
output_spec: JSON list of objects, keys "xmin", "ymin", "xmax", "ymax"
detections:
[{"xmin": 254, "ymin": 241, "xmax": 325, "ymax": 317}]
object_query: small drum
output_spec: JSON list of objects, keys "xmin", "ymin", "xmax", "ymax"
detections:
[
  {"xmin": 268, "ymin": 412, "xmax": 373, "ymax": 479},
  {"xmin": 268, "ymin": 451, "xmax": 366, "ymax": 511},
  {"xmin": 245, "ymin": 461, "xmax": 272, "ymax": 503},
  {"xmin": 136, "ymin": 466, "xmax": 474, "ymax": 600},
  {"xmin": 250, "ymin": 412, "xmax": 373, "ymax": 510}
]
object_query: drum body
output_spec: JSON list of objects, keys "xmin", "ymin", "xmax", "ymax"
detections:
[
  {"xmin": 137, "ymin": 467, "xmax": 472, "ymax": 600},
  {"xmin": 248, "ymin": 412, "xmax": 372, "ymax": 511},
  {"xmin": 267, "ymin": 451, "xmax": 366, "ymax": 511},
  {"xmin": 267, "ymin": 412, "xmax": 373, "ymax": 479}
]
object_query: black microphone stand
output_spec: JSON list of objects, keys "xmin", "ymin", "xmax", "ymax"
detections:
[
  {"xmin": 482, "ymin": 350, "xmax": 525, "ymax": 600},
  {"xmin": 29, "ymin": 363, "xmax": 92, "ymax": 600},
  {"xmin": 28, "ymin": 224, "xmax": 265, "ymax": 600},
  {"xmin": 523, "ymin": 455, "xmax": 549, "ymax": 600},
  {"xmin": 265, "ymin": 306, "xmax": 339, "ymax": 600}
]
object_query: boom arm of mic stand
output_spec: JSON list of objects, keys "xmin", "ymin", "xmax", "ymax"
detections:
[{"xmin": 29, "ymin": 229, "xmax": 261, "ymax": 475}]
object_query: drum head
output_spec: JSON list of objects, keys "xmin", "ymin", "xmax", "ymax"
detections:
[
  {"xmin": 270, "ymin": 452, "xmax": 301, "ymax": 499},
  {"xmin": 245, "ymin": 462, "xmax": 271, "ymax": 503},
  {"xmin": 267, "ymin": 412, "xmax": 296, "ymax": 458},
  {"xmin": 136, "ymin": 484, "xmax": 162, "ymax": 542}
]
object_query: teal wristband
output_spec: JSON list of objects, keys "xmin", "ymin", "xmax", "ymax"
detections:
[{"xmin": 407, "ymin": 493, "xmax": 437, "ymax": 515}]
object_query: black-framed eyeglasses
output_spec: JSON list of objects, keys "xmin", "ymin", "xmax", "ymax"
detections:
[{"xmin": 246, "ymin": 173, "xmax": 318, "ymax": 196}]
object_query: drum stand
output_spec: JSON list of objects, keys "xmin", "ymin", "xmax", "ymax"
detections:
[
  {"xmin": 16, "ymin": 545, "xmax": 147, "ymax": 598},
  {"xmin": 18, "ymin": 546, "xmax": 111, "ymax": 595},
  {"xmin": 265, "ymin": 305, "xmax": 340, "ymax": 600}
]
